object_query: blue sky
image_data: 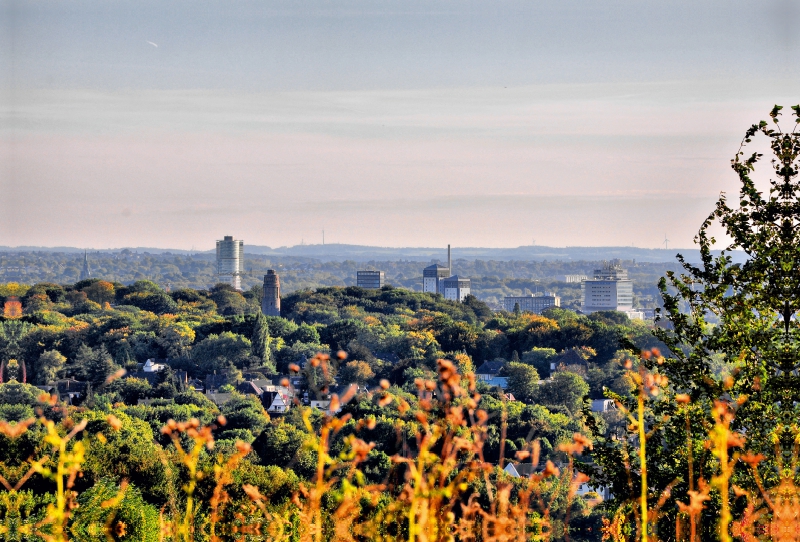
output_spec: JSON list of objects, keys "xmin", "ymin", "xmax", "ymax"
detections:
[{"xmin": 2, "ymin": 0, "xmax": 799, "ymax": 249}]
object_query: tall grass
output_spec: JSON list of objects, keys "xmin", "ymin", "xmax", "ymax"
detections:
[{"xmin": 0, "ymin": 350, "xmax": 797, "ymax": 540}]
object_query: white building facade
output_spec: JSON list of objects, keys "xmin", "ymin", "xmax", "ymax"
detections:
[
  {"xmin": 442, "ymin": 276, "xmax": 471, "ymax": 302},
  {"xmin": 216, "ymin": 236, "xmax": 244, "ymax": 290},
  {"xmin": 581, "ymin": 261, "xmax": 634, "ymax": 313}
]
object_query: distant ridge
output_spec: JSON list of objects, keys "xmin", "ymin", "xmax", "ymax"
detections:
[{"xmin": 0, "ymin": 244, "xmax": 747, "ymax": 264}]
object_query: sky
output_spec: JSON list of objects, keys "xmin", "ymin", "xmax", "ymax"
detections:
[{"xmin": 1, "ymin": 0, "xmax": 799, "ymax": 251}]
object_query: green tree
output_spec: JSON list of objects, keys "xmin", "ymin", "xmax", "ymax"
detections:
[
  {"xmin": 535, "ymin": 371, "xmax": 589, "ymax": 415},
  {"xmin": 110, "ymin": 377, "xmax": 153, "ymax": 404},
  {"xmin": 34, "ymin": 349, "xmax": 66, "ymax": 384},
  {"xmin": 501, "ymin": 362, "xmax": 539, "ymax": 403},
  {"xmin": 70, "ymin": 345, "xmax": 120, "ymax": 386},
  {"xmin": 191, "ymin": 332, "xmax": 255, "ymax": 375},
  {"xmin": 252, "ymin": 421, "xmax": 309, "ymax": 468},
  {"xmin": 72, "ymin": 478, "xmax": 159, "ymax": 542},
  {"xmin": 250, "ymin": 312, "xmax": 274, "ymax": 373},
  {"xmin": 522, "ymin": 347, "xmax": 558, "ymax": 377}
]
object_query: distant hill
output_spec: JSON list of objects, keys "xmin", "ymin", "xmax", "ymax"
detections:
[{"xmin": 1, "ymin": 244, "xmax": 747, "ymax": 264}]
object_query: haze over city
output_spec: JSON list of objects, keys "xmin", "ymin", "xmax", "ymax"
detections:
[{"xmin": 2, "ymin": 0, "xmax": 799, "ymax": 250}]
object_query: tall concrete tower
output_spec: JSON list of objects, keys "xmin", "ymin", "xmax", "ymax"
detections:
[
  {"xmin": 262, "ymin": 270, "xmax": 281, "ymax": 317},
  {"xmin": 216, "ymin": 236, "xmax": 244, "ymax": 290}
]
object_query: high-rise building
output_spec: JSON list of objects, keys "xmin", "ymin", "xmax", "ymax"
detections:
[
  {"xmin": 422, "ymin": 244, "xmax": 451, "ymax": 294},
  {"xmin": 422, "ymin": 245, "xmax": 472, "ymax": 301},
  {"xmin": 581, "ymin": 260, "xmax": 634, "ymax": 313},
  {"xmin": 356, "ymin": 270, "xmax": 384, "ymax": 289},
  {"xmin": 79, "ymin": 252, "xmax": 91, "ymax": 281},
  {"xmin": 216, "ymin": 236, "xmax": 244, "ymax": 290},
  {"xmin": 503, "ymin": 293, "xmax": 560, "ymax": 314},
  {"xmin": 261, "ymin": 270, "xmax": 280, "ymax": 317},
  {"xmin": 441, "ymin": 276, "xmax": 471, "ymax": 302}
]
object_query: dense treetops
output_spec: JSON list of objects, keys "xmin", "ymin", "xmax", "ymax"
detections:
[{"xmin": 0, "ymin": 276, "xmax": 659, "ymax": 524}]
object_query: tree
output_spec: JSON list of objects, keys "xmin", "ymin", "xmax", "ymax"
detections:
[
  {"xmin": 82, "ymin": 280, "xmax": 115, "ymax": 305},
  {"xmin": 501, "ymin": 362, "xmax": 539, "ymax": 403},
  {"xmin": 111, "ymin": 377, "xmax": 153, "ymax": 404},
  {"xmin": 192, "ymin": 332, "xmax": 255, "ymax": 375},
  {"xmin": 250, "ymin": 312, "xmax": 274, "ymax": 372},
  {"xmin": 73, "ymin": 479, "xmax": 159, "ymax": 542},
  {"xmin": 34, "ymin": 349, "xmax": 66, "ymax": 384},
  {"xmin": 70, "ymin": 344, "xmax": 120, "ymax": 386},
  {"xmin": 591, "ymin": 107, "xmax": 800, "ymax": 537},
  {"xmin": 535, "ymin": 371, "xmax": 588, "ymax": 415},
  {"xmin": 522, "ymin": 347, "xmax": 558, "ymax": 378},
  {"xmin": 338, "ymin": 360, "xmax": 375, "ymax": 386},
  {"xmin": 252, "ymin": 421, "xmax": 309, "ymax": 468},
  {"xmin": 210, "ymin": 284, "xmax": 250, "ymax": 316}
]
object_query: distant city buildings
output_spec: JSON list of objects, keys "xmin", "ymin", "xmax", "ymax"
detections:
[
  {"xmin": 581, "ymin": 260, "xmax": 634, "ymax": 314},
  {"xmin": 442, "ymin": 276, "xmax": 471, "ymax": 302},
  {"xmin": 503, "ymin": 293, "xmax": 560, "ymax": 314},
  {"xmin": 216, "ymin": 236, "xmax": 244, "ymax": 290},
  {"xmin": 423, "ymin": 264, "xmax": 450, "ymax": 294},
  {"xmin": 356, "ymin": 270, "xmax": 385, "ymax": 289},
  {"xmin": 422, "ymin": 245, "xmax": 472, "ymax": 301},
  {"xmin": 261, "ymin": 270, "xmax": 281, "ymax": 317},
  {"xmin": 559, "ymin": 274, "xmax": 588, "ymax": 283}
]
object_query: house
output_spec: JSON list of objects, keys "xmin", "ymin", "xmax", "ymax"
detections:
[
  {"xmin": 205, "ymin": 392, "xmax": 234, "ymax": 406},
  {"xmin": 52, "ymin": 379, "xmax": 89, "ymax": 404},
  {"xmin": 476, "ymin": 360, "xmax": 505, "ymax": 381},
  {"xmin": 591, "ymin": 399, "xmax": 617, "ymax": 413},
  {"xmin": 309, "ymin": 399, "xmax": 342, "ymax": 415},
  {"xmin": 267, "ymin": 392, "xmax": 292, "ymax": 413},
  {"xmin": 503, "ymin": 463, "xmax": 538, "ymax": 477},
  {"xmin": 237, "ymin": 381, "xmax": 265, "ymax": 397},
  {"xmin": 503, "ymin": 463, "xmax": 612, "ymax": 500},
  {"xmin": 576, "ymin": 482, "xmax": 613, "ymax": 501},
  {"xmin": 142, "ymin": 359, "xmax": 166, "ymax": 372},
  {"xmin": 188, "ymin": 378, "xmax": 205, "ymax": 393},
  {"xmin": 475, "ymin": 361, "xmax": 509, "ymax": 389},
  {"xmin": 205, "ymin": 373, "xmax": 231, "ymax": 392}
]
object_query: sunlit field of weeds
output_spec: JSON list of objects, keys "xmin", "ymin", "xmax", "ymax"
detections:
[{"xmin": 2, "ymin": 107, "xmax": 800, "ymax": 541}]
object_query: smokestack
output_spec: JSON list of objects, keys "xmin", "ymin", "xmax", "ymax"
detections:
[{"xmin": 448, "ymin": 244, "xmax": 451, "ymax": 274}]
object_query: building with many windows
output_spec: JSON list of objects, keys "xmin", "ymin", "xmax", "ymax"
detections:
[
  {"xmin": 581, "ymin": 260, "xmax": 634, "ymax": 313},
  {"xmin": 422, "ymin": 245, "xmax": 472, "ymax": 302},
  {"xmin": 216, "ymin": 236, "xmax": 244, "ymax": 290},
  {"xmin": 423, "ymin": 264, "xmax": 450, "ymax": 294},
  {"xmin": 503, "ymin": 293, "xmax": 560, "ymax": 314},
  {"xmin": 441, "ymin": 276, "xmax": 471, "ymax": 302},
  {"xmin": 559, "ymin": 274, "xmax": 588, "ymax": 283},
  {"xmin": 356, "ymin": 270, "xmax": 385, "ymax": 289}
]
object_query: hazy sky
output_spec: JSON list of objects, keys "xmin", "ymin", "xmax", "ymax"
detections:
[{"xmin": 2, "ymin": 0, "xmax": 799, "ymax": 250}]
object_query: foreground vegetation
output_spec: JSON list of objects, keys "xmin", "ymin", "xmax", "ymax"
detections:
[{"xmin": 1, "ymin": 106, "xmax": 799, "ymax": 540}]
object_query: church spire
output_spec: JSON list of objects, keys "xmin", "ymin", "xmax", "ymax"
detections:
[{"xmin": 79, "ymin": 251, "xmax": 91, "ymax": 281}]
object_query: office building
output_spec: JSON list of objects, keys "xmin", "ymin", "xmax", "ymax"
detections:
[
  {"xmin": 216, "ymin": 236, "xmax": 244, "ymax": 290},
  {"xmin": 503, "ymin": 293, "xmax": 560, "ymax": 314},
  {"xmin": 441, "ymin": 276, "xmax": 471, "ymax": 302},
  {"xmin": 423, "ymin": 264, "xmax": 450, "ymax": 294},
  {"xmin": 423, "ymin": 244, "xmax": 452, "ymax": 294},
  {"xmin": 581, "ymin": 260, "xmax": 634, "ymax": 313},
  {"xmin": 422, "ymin": 245, "xmax": 472, "ymax": 301},
  {"xmin": 357, "ymin": 270, "xmax": 385, "ymax": 289},
  {"xmin": 261, "ymin": 270, "xmax": 281, "ymax": 317},
  {"xmin": 560, "ymin": 274, "xmax": 588, "ymax": 283}
]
